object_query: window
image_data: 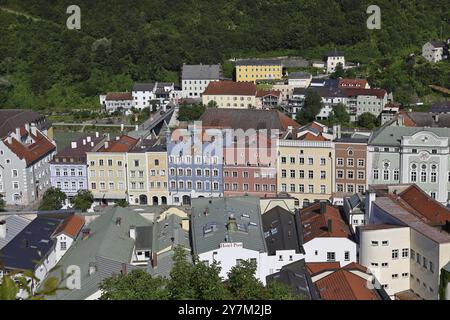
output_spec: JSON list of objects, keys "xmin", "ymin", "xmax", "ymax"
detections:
[
  {"xmin": 134, "ymin": 160, "xmax": 140, "ymax": 167},
  {"xmin": 392, "ymin": 274, "xmax": 399, "ymax": 279},
  {"xmin": 431, "ymin": 171, "xmax": 437, "ymax": 183},
  {"xmin": 383, "ymin": 170, "xmax": 390, "ymax": 181},
  {"xmin": 392, "ymin": 249, "xmax": 399, "ymax": 259},
  {"xmin": 299, "ymin": 157, "xmax": 305, "ymax": 165},
  {"xmin": 281, "ymin": 157, "xmax": 286, "ymax": 164},
  {"xmin": 411, "ymin": 171, "xmax": 417, "ymax": 182},
  {"xmin": 320, "ymin": 171, "xmax": 326, "ymax": 179},
  {"xmin": 308, "ymin": 157, "xmax": 314, "ymax": 165},
  {"xmin": 347, "ymin": 170, "xmax": 354, "ymax": 179},
  {"xmin": 154, "ymin": 159, "xmax": 159, "ymax": 166},
  {"xmin": 320, "ymin": 185, "xmax": 326, "ymax": 194},
  {"xmin": 382, "ymin": 263, "xmax": 388, "ymax": 267},
  {"xmin": 290, "ymin": 157, "xmax": 295, "ymax": 164},
  {"xmin": 326, "ymin": 252, "xmax": 336, "ymax": 262},
  {"xmin": 60, "ymin": 242, "xmax": 67, "ymax": 250},
  {"xmin": 347, "ymin": 159, "xmax": 354, "ymax": 167},
  {"xmin": 373, "ymin": 169, "xmax": 379, "ymax": 180},
  {"xmin": 337, "ymin": 184, "xmax": 344, "ymax": 192},
  {"xmin": 308, "ymin": 185, "xmax": 314, "ymax": 193},
  {"xmin": 320, "ymin": 158, "xmax": 326, "ymax": 166},
  {"xmin": 347, "ymin": 184, "xmax": 354, "ymax": 193},
  {"xmin": 290, "ymin": 170, "xmax": 296, "ymax": 178},
  {"xmin": 417, "ymin": 253, "xmax": 421, "ymax": 264},
  {"xmin": 430, "ymin": 261, "xmax": 434, "ymax": 273},
  {"xmin": 382, "ymin": 240, "xmax": 389, "ymax": 246},
  {"xmin": 299, "ymin": 184, "xmax": 304, "ymax": 193},
  {"xmin": 299, "ymin": 170, "xmax": 305, "ymax": 179},
  {"xmin": 393, "ymin": 169, "xmax": 399, "ymax": 181},
  {"xmin": 99, "ymin": 159, "xmax": 104, "ymax": 166},
  {"xmin": 423, "ymin": 257, "xmax": 427, "ymax": 269},
  {"xmin": 308, "ymin": 171, "xmax": 313, "ymax": 179},
  {"xmin": 371, "ymin": 241, "xmax": 379, "ymax": 246},
  {"xmin": 358, "ymin": 159, "xmax": 365, "ymax": 167},
  {"xmin": 402, "ymin": 248, "xmax": 409, "ymax": 258},
  {"xmin": 337, "ymin": 170, "xmax": 344, "ymax": 179},
  {"xmin": 402, "ymin": 273, "xmax": 409, "ymax": 278},
  {"xmin": 344, "ymin": 251, "xmax": 350, "ymax": 261},
  {"xmin": 371, "ymin": 262, "xmax": 379, "ymax": 267},
  {"xmin": 281, "ymin": 170, "xmax": 287, "ymax": 178},
  {"xmin": 420, "ymin": 171, "xmax": 427, "ymax": 183},
  {"xmin": 337, "ymin": 158, "xmax": 344, "ymax": 166},
  {"xmin": 357, "ymin": 171, "xmax": 365, "ymax": 180}
]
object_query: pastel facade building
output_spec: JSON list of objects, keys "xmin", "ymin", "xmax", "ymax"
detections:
[
  {"xmin": 181, "ymin": 64, "xmax": 222, "ymax": 98},
  {"xmin": 201, "ymin": 80, "xmax": 257, "ymax": 109},
  {"xmin": 235, "ymin": 59, "xmax": 283, "ymax": 83},
  {"xmin": 50, "ymin": 134, "xmax": 104, "ymax": 198},
  {"xmin": 100, "ymin": 92, "xmax": 134, "ymax": 113}
]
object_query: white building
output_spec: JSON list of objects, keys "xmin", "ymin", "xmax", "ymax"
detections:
[
  {"xmin": 342, "ymin": 193, "xmax": 366, "ymax": 234},
  {"xmin": 181, "ymin": 64, "xmax": 221, "ymax": 98},
  {"xmin": 326, "ymin": 50, "xmax": 345, "ymax": 74},
  {"xmin": 100, "ymin": 92, "xmax": 134, "ymax": 113},
  {"xmin": 287, "ymin": 72, "xmax": 312, "ymax": 88},
  {"xmin": 132, "ymin": 82, "xmax": 177, "ymax": 110},
  {"xmin": 422, "ymin": 40, "xmax": 448, "ymax": 63}
]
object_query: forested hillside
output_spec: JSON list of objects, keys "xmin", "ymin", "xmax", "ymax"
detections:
[{"xmin": 0, "ymin": 0, "xmax": 449, "ymax": 110}]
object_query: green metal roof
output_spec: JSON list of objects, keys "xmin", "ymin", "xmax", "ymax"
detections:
[{"xmin": 369, "ymin": 126, "xmax": 450, "ymax": 147}]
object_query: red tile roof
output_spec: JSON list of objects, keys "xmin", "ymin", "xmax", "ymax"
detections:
[
  {"xmin": 105, "ymin": 92, "xmax": 133, "ymax": 101},
  {"xmin": 342, "ymin": 262, "xmax": 368, "ymax": 273},
  {"xmin": 203, "ymin": 80, "xmax": 257, "ymax": 96},
  {"xmin": 300, "ymin": 203, "xmax": 352, "ymax": 242},
  {"xmin": 306, "ymin": 262, "xmax": 341, "ymax": 275},
  {"xmin": 97, "ymin": 135, "xmax": 138, "ymax": 152},
  {"xmin": 298, "ymin": 132, "xmax": 328, "ymax": 141},
  {"xmin": 256, "ymin": 90, "xmax": 281, "ymax": 98},
  {"xmin": 53, "ymin": 215, "xmax": 85, "ymax": 238},
  {"xmin": 2, "ymin": 129, "xmax": 56, "ymax": 166},
  {"xmin": 396, "ymin": 184, "xmax": 450, "ymax": 225},
  {"xmin": 314, "ymin": 269, "xmax": 380, "ymax": 300},
  {"xmin": 398, "ymin": 111, "xmax": 418, "ymax": 127},
  {"xmin": 338, "ymin": 79, "xmax": 368, "ymax": 89}
]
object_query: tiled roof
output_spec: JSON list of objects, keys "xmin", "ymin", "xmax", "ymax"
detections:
[
  {"xmin": 298, "ymin": 132, "xmax": 328, "ymax": 141},
  {"xmin": 256, "ymin": 90, "xmax": 281, "ymax": 98},
  {"xmin": 0, "ymin": 109, "xmax": 50, "ymax": 138},
  {"xmin": 105, "ymin": 92, "xmax": 133, "ymax": 101},
  {"xmin": 203, "ymin": 80, "xmax": 257, "ymax": 96},
  {"xmin": 52, "ymin": 215, "xmax": 85, "ymax": 239},
  {"xmin": 314, "ymin": 269, "xmax": 380, "ymax": 300},
  {"xmin": 199, "ymin": 108, "xmax": 299, "ymax": 132},
  {"xmin": 342, "ymin": 88, "xmax": 387, "ymax": 99},
  {"xmin": 300, "ymin": 203, "xmax": 352, "ymax": 243},
  {"xmin": 182, "ymin": 64, "xmax": 221, "ymax": 80},
  {"xmin": 306, "ymin": 262, "xmax": 341, "ymax": 275},
  {"xmin": 429, "ymin": 40, "xmax": 446, "ymax": 48},
  {"xmin": 2, "ymin": 129, "xmax": 56, "ymax": 166},
  {"xmin": 369, "ymin": 126, "xmax": 450, "ymax": 146},
  {"xmin": 288, "ymin": 72, "xmax": 311, "ymax": 80},
  {"xmin": 235, "ymin": 59, "xmax": 282, "ymax": 66},
  {"xmin": 338, "ymin": 79, "xmax": 368, "ymax": 88},
  {"xmin": 97, "ymin": 135, "xmax": 138, "ymax": 152},
  {"xmin": 52, "ymin": 135, "xmax": 104, "ymax": 162}
]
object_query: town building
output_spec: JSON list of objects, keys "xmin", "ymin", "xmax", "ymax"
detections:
[
  {"xmin": 256, "ymin": 90, "xmax": 282, "ymax": 109},
  {"xmin": 299, "ymin": 202, "xmax": 357, "ymax": 265},
  {"xmin": 44, "ymin": 207, "xmax": 151, "ymax": 300},
  {"xmin": 0, "ymin": 109, "xmax": 53, "ymax": 140},
  {"xmin": 338, "ymin": 78, "xmax": 370, "ymax": 89},
  {"xmin": 0, "ymin": 215, "xmax": 31, "ymax": 250},
  {"xmin": 367, "ymin": 126, "xmax": 450, "ymax": 204},
  {"xmin": 306, "ymin": 261, "xmax": 389, "ymax": 300},
  {"xmin": 333, "ymin": 129, "xmax": 369, "ymax": 204},
  {"xmin": 360, "ymin": 184, "xmax": 450, "ymax": 300},
  {"xmin": 191, "ymin": 197, "xmax": 304, "ymax": 284},
  {"xmin": 326, "ymin": 50, "xmax": 345, "ymax": 74},
  {"xmin": 235, "ymin": 59, "xmax": 283, "ymax": 83},
  {"xmin": 181, "ymin": 64, "xmax": 222, "ymax": 98},
  {"xmin": 50, "ymin": 134, "xmax": 105, "ymax": 198},
  {"xmin": 422, "ymin": 40, "xmax": 448, "ymax": 63},
  {"xmin": 86, "ymin": 135, "xmax": 138, "ymax": 205},
  {"xmin": 167, "ymin": 126, "xmax": 223, "ymax": 206},
  {"xmin": 0, "ymin": 125, "xmax": 56, "ymax": 206},
  {"xmin": 342, "ymin": 193, "xmax": 366, "ymax": 234},
  {"xmin": 277, "ymin": 122, "xmax": 334, "ymax": 207},
  {"xmin": 287, "ymin": 72, "xmax": 312, "ymax": 88},
  {"xmin": 100, "ymin": 92, "xmax": 134, "ymax": 113},
  {"xmin": 132, "ymin": 82, "xmax": 177, "ymax": 110},
  {"xmin": 201, "ymin": 80, "xmax": 258, "ymax": 109}
]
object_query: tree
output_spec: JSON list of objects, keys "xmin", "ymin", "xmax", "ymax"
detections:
[
  {"xmin": 295, "ymin": 91, "xmax": 322, "ymax": 125},
  {"xmin": 331, "ymin": 62, "xmax": 345, "ymax": 78},
  {"xmin": 227, "ymin": 260, "xmax": 265, "ymax": 300},
  {"xmin": 38, "ymin": 188, "xmax": 67, "ymax": 211},
  {"xmin": 328, "ymin": 103, "xmax": 350, "ymax": 125},
  {"xmin": 99, "ymin": 269, "xmax": 169, "ymax": 300},
  {"xmin": 167, "ymin": 246, "xmax": 196, "ymax": 299},
  {"xmin": 207, "ymin": 100, "xmax": 218, "ymax": 108},
  {"xmin": 357, "ymin": 112, "xmax": 379, "ymax": 129},
  {"xmin": 114, "ymin": 199, "xmax": 128, "ymax": 207},
  {"xmin": 265, "ymin": 280, "xmax": 301, "ymax": 300},
  {"xmin": 0, "ymin": 195, "xmax": 5, "ymax": 212},
  {"xmin": 177, "ymin": 103, "xmax": 206, "ymax": 121},
  {"xmin": 71, "ymin": 190, "xmax": 94, "ymax": 212}
]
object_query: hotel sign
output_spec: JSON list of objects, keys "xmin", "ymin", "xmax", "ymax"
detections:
[{"xmin": 219, "ymin": 242, "xmax": 243, "ymax": 248}]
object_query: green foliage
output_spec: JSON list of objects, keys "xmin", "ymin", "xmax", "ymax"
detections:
[
  {"xmin": 177, "ymin": 103, "xmax": 206, "ymax": 122},
  {"xmin": 328, "ymin": 103, "xmax": 351, "ymax": 126},
  {"xmin": 38, "ymin": 187, "xmax": 67, "ymax": 211},
  {"xmin": 0, "ymin": 195, "xmax": 5, "ymax": 211},
  {"xmin": 71, "ymin": 190, "xmax": 94, "ymax": 212},
  {"xmin": 0, "ymin": 1, "xmax": 449, "ymax": 111},
  {"xmin": 439, "ymin": 268, "xmax": 450, "ymax": 300},
  {"xmin": 295, "ymin": 91, "xmax": 322, "ymax": 124},
  {"xmin": 99, "ymin": 246, "xmax": 299, "ymax": 300},
  {"xmin": 357, "ymin": 112, "xmax": 380, "ymax": 130},
  {"xmin": 114, "ymin": 199, "xmax": 129, "ymax": 207},
  {"xmin": 330, "ymin": 63, "xmax": 345, "ymax": 79}
]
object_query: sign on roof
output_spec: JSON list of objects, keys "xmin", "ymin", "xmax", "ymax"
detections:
[{"xmin": 219, "ymin": 242, "xmax": 243, "ymax": 248}]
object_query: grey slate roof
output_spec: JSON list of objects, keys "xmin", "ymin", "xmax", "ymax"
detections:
[
  {"xmin": 288, "ymin": 72, "xmax": 311, "ymax": 80},
  {"xmin": 429, "ymin": 102, "xmax": 450, "ymax": 113},
  {"xmin": 45, "ymin": 207, "xmax": 152, "ymax": 300},
  {"xmin": 235, "ymin": 59, "xmax": 282, "ymax": 66},
  {"xmin": 191, "ymin": 197, "xmax": 267, "ymax": 255},
  {"xmin": 266, "ymin": 259, "xmax": 320, "ymax": 300},
  {"xmin": 369, "ymin": 126, "xmax": 450, "ymax": 146},
  {"xmin": 135, "ymin": 226, "xmax": 152, "ymax": 250},
  {"xmin": 261, "ymin": 206, "xmax": 304, "ymax": 255},
  {"xmin": 405, "ymin": 112, "xmax": 450, "ymax": 127},
  {"xmin": 0, "ymin": 216, "xmax": 64, "ymax": 271},
  {"xmin": 0, "ymin": 109, "xmax": 51, "ymax": 138},
  {"xmin": 0, "ymin": 215, "xmax": 31, "ymax": 250},
  {"xmin": 133, "ymin": 83, "xmax": 156, "ymax": 92},
  {"xmin": 182, "ymin": 64, "xmax": 221, "ymax": 80}
]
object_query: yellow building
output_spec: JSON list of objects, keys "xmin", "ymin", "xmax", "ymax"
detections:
[
  {"xmin": 277, "ymin": 124, "xmax": 334, "ymax": 208},
  {"xmin": 146, "ymin": 146, "xmax": 169, "ymax": 205},
  {"xmin": 87, "ymin": 135, "xmax": 138, "ymax": 204},
  {"xmin": 202, "ymin": 80, "xmax": 257, "ymax": 108},
  {"xmin": 235, "ymin": 59, "xmax": 283, "ymax": 83}
]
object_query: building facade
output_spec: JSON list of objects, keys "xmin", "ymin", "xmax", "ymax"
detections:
[
  {"xmin": 422, "ymin": 40, "xmax": 447, "ymax": 63},
  {"xmin": 201, "ymin": 80, "xmax": 257, "ymax": 109},
  {"xmin": 181, "ymin": 64, "xmax": 221, "ymax": 98},
  {"xmin": 235, "ymin": 59, "xmax": 283, "ymax": 83}
]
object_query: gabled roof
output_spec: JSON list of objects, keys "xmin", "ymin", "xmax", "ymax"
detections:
[
  {"xmin": 300, "ymin": 203, "xmax": 352, "ymax": 243},
  {"xmin": 2, "ymin": 129, "xmax": 56, "ymax": 166},
  {"xmin": 288, "ymin": 72, "xmax": 311, "ymax": 80},
  {"xmin": 0, "ymin": 109, "xmax": 50, "ymax": 138},
  {"xmin": 203, "ymin": 80, "xmax": 257, "ymax": 96},
  {"xmin": 182, "ymin": 64, "xmax": 221, "ymax": 80},
  {"xmin": 97, "ymin": 135, "xmax": 138, "ymax": 152},
  {"xmin": 256, "ymin": 90, "xmax": 281, "ymax": 98},
  {"xmin": 52, "ymin": 215, "xmax": 85, "ymax": 239},
  {"xmin": 338, "ymin": 79, "xmax": 368, "ymax": 89},
  {"xmin": 0, "ymin": 215, "xmax": 31, "ymax": 250},
  {"xmin": 262, "ymin": 206, "xmax": 303, "ymax": 255},
  {"xmin": 306, "ymin": 262, "xmax": 341, "ymax": 275},
  {"xmin": 428, "ymin": 40, "xmax": 446, "ymax": 48},
  {"xmin": 235, "ymin": 59, "xmax": 282, "ymax": 66}
]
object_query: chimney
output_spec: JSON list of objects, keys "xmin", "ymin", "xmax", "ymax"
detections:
[
  {"xmin": 129, "ymin": 225, "xmax": 136, "ymax": 239},
  {"xmin": 82, "ymin": 228, "xmax": 91, "ymax": 240},
  {"xmin": 433, "ymin": 114, "xmax": 439, "ymax": 123},
  {"xmin": 95, "ymin": 132, "xmax": 99, "ymax": 138},
  {"xmin": 151, "ymin": 252, "xmax": 158, "ymax": 268},
  {"xmin": 7, "ymin": 136, "xmax": 12, "ymax": 144},
  {"xmin": 0, "ymin": 220, "xmax": 6, "ymax": 239},
  {"xmin": 227, "ymin": 215, "xmax": 238, "ymax": 232},
  {"xmin": 337, "ymin": 125, "xmax": 341, "ymax": 139},
  {"xmin": 104, "ymin": 141, "xmax": 109, "ymax": 149},
  {"xmin": 86, "ymin": 136, "xmax": 92, "ymax": 143},
  {"xmin": 116, "ymin": 217, "xmax": 122, "ymax": 226},
  {"xmin": 91, "ymin": 142, "xmax": 94, "ymax": 147},
  {"xmin": 121, "ymin": 263, "xmax": 128, "ymax": 275},
  {"xmin": 71, "ymin": 141, "xmax": 77, "ymax": 149},
  {"xmin": 88, "ymin": 262, "xmax": 97, "ymax": 275},
  {"xmin": 327, "ymin": 219, "xmax": 333, "ymax": 233},
  {"xmin": 320, "ymin": 202, "xmax": 326, "ymax": 214}
]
